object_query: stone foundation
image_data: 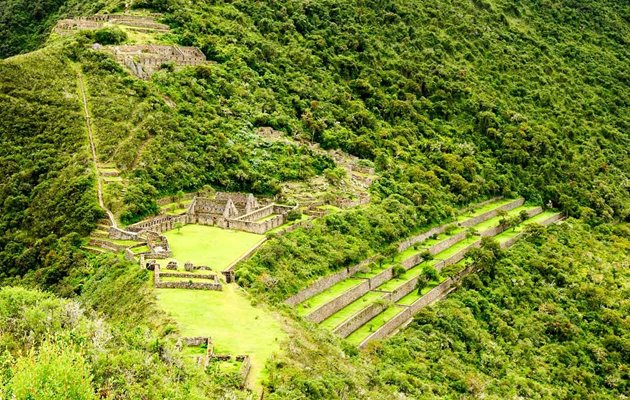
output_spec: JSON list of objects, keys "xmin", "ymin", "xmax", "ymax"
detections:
[{"xmin": 154, "ymin": 264, "xmax": 222, "ymax": 291}]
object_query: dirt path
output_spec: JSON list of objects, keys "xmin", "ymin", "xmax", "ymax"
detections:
[{"xmin": 76, "ymin": 68, "xmax": 117, "ymax": 228}]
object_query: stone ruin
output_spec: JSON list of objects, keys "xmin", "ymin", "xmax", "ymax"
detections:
[
  {"xmin": 176, "ymin": 337, "xmax": 251, "ymax": 388},
  {"xmin": 100, "ymin": 44, "xmax": 207, "ymax": 79},
  {"xmin": 126, "ymin": 191, "xmax": 297, "ymax": 235},
  {"xmin": 153, "ymin": 264, "xmax": 222, "ymax": 291},
  {"xmin": 55, "ymin": 13, "xmax": 169, "ymax": 35}
]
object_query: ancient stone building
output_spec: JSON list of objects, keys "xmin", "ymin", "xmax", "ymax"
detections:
[
  {"xmin": 125, "ymin": 192, "xmax": 296, "ymax": 235},
  {"xmin": 102, "ymin": 45, "xmax": 206, "ymax": 79},
  {"xmin": 54, "ymin": 13, "xmax": 169, "ymax": 35}
]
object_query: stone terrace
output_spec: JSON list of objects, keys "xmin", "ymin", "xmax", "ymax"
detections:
[{"xmin": 286, "ymin": 197, "xmax": 564, "ymax": 346}]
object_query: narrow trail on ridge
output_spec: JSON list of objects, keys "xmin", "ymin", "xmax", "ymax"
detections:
[{"xmin": 75, "ymin": 66, "xmax": 118, "ymax": 228}]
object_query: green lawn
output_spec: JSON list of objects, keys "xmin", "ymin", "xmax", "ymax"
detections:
[
  {"xmin": 472, "ymin": 205, "xmax": 534, "ymax": 232},
  {"xmin": 153, "ymin": 224, "xmax": 282, "ymax": 389},
  {"xmin": 296, "ymin": 277, "xmax": 366, "ymax": 315},
  {"xmin": 345, "ymin": 305, "xmax": 406, "ymax": 346},
  {"xmin": 156, "ymin": 285, "xmax": 285, "ymax": 388},
  {"xmin": 456, "ymin": 197, "xmax": 517, "ymax": 222},
  {"xmin": 396, "ymin": 279, "xmax": 443, "ymax": 306},
  {"xmin": 162, "ymin": 224, "xmax": 264, "ymax": 270},
  {"xmin": 494, "ymin": 211, "xmax": 560, "ymax": 244},
  {"xmin": 319, "ymin": 291, "xmax": 384, "ymax": 330},
  {"xmin": 132, "ymin": 245, "xmax": 150, "ymax": 254}
]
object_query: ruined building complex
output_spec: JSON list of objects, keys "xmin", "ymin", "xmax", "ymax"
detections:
[
  {"xmin": 55, "ymin": 14, "xmax": 169, "ymax": 34},
  {"xmin": 126, "ymin": 192, "xmax": 296, "ymax": 235},
  {"xmin": 100, "ymin": 44, "xmax": 207, "ymax": 79},
  {"xmin": 54, "ymin": 13, "xmax": 207, "ymax": 79}
]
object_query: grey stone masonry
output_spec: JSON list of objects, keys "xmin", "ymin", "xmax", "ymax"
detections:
[
  {"xmin": 154, "ymin": 264, "xmax": 222, "ymax": 291},
  {"xmin": 285, "ymin": 256, "xmax": 378, "ymax": 306},
  {"xmin": 307, "ymin": 280, "xmax": 370, "ymax": 324}
]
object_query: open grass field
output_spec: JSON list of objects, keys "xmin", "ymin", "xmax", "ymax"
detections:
[
  {"xmin": 156, "ymin": 284, "xmax": 285, "ymax": 388},
  {"xmin": 153, "ymin": 224, "xmax": 283, "ymax": 388},
  {"xmin": 162, "ymin": 224, "xmax": 264, "ymax": 270}
]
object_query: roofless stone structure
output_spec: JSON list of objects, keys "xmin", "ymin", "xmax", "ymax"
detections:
[{"xmin": 100, "ymin": 44, "xmax": 207, "ymax": 79}]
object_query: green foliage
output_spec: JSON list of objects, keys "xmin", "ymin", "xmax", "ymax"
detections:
[
  {"xmin": 92, "ymin": 27, "xmax": 127, "ymax": 45},
  {"xmin": 3, "ymin": 340, "xmax": 96, "ymax": 400},
  {"xmin": 0, "ymin": 269, "xmax": 248, "ymax": 399},
  {"xmin": 0, "ymin": 48, "xmax": 102, "ymax": 284},
  {"xmin": 370, "ymin": 221, "xmax": 630, "ymax": 398},
  {"xmin": 0, "ymin": 0, "xmax": 67, "ymax": 58}
]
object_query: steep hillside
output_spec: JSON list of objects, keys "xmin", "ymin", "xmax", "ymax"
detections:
[{"xmin": 0, "ymin": 0, "xmax": 628, "ymax": 398}]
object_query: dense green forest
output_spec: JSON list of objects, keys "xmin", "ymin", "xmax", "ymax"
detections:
[{"xmin": 0, "ymin": 0, "xmax": 628, "ymax": 398}]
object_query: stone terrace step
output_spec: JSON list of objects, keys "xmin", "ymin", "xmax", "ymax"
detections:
[
  {"xmin": 83, "ymin": 245, "xmax": 107, "ymax": 254},
  {"xmin": 304, "ymin": 203, "xmax": 537, "ymax": 324},
  {"xmin": 287, "ymin": 197, "xmax": 523, "ymax": 307},
  {"xmin": 355, "ymin": 212, "xmax": 563, "ymax": 348},
  {"xmin": 327, "ymin": 206, "xmax": 542, "ymax": 338}
]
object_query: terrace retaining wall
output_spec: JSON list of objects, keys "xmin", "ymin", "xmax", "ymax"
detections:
[
  {"xmin": 154, "ymin": 265, "xmax": 222, "ymax": 291},
  {"xmin": 368, "ymin": 268, "xmax": 394, "ymax": 288},
  {"xmin": 458, "ymin": 198, "xmax": 524, "ymax": 228},
  {"xmin": 159, "ymin": 272, "xmax": 217, "ymax": 280},
  {"xmin": 358, "ymin": 214, "xmax": 563, "ymax": 348},
  {"xmin": 333, "ymin": 300, "xmax": 389, "ymax": 338},
  {"xmin": 397, "ymin": 225, "xmax": 447, "ymax": 252},
  {"xmin": 396, "ymin": 197, "xmax": 504, "ymax": 252},
  {"xmin": 307, "ymin": 280, "xmax": 370, "ymax": 323},
  {"xmin": 284, "ymin": 256, "xmax": 378, "ymax": 306}
]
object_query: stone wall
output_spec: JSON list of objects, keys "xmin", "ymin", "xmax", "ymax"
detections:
[
  {"xmin": 396, "ymin": 197, "xmax": 503, "ymax": 252},
  {"xmin": 154, "ymin": 265, "xmax": 222, "ymax": 291},
  {"xmin": 284, "ymin": 256, "xmax": 378, "ymax": 306},
  {"xmin": 223, "ymin": 237, "xmax": 268, "ymax": 275},
  {"xmin": 109, "ymin": 227, "xmax": 138, "ymax": 240},
  {"xmin": 399, "ymin": 231, "xmax": 467, "ymax": 270},
  {"xmin": 397, "ymin": 224, "xmax": 447, "ymax": 252},
  {"xmin": 333, "ymin": 300, "xmax": 389, "ymax": 338},
  {"xmin": 358, "ymin": 307, "xmax": 412, "ymax": 348},
  {"xmin": 437, "ymin": 241, "xmax": 480, "ymax": 270},
  {"xmin": 307, "ymin": 279, "xmax": 370, "ymax": 323},
  {"xmin": 181, "ymin": 336, "xmax": 210, "ymax": 347},
  {"xmin": 226, "ymin": 214, "xmax": 285, "ymax": 234},
  {"xmin": 124, "ymin": 248, "xmax": 135, "ymax": 262},
  {"xmin": 159, "ymin": 272, "xmax": 217, "ymax": 280},
  {"xmin": 479, "ymin": 207, "xmax": 542, "ymax": 238},
  {"xmin": 358, "ymin": 212, "xmax": 564, "ymax": 348},
  {"xmin": 368, "ymin": 268, "xmax": 394, "ymax": 289},
  {"xmin": 237, "ymin": 355, "xmax": 251, "ymax": 389}
]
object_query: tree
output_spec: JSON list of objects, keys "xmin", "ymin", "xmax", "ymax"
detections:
[{"xmin": 3, "ymin": 341, "xmax": 96, "ymax": 400}]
